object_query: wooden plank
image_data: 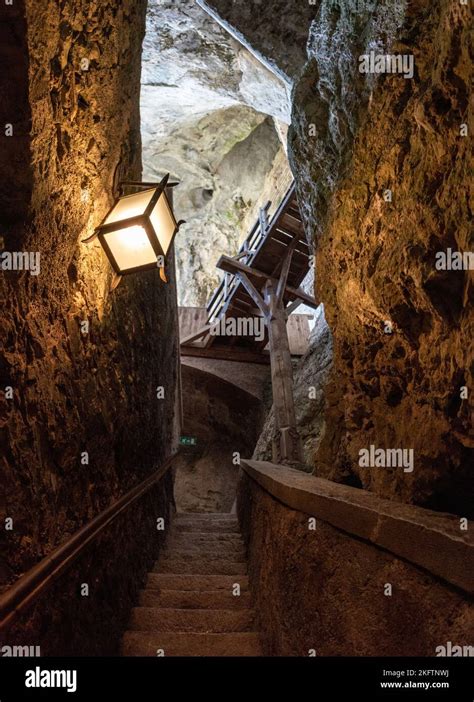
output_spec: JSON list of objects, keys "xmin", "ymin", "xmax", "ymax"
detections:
[
  {"xmin": 180, "ymin": 344, "xmax": 271, "ymax": 365},
  {"xmin": 273, "ymin": 228, "xmax": 310, "ymax": 250},
  {"xmin": 180, "ymin": 326, "xmax": 212, "ymax": 346},
  {"xmin": 285, "ymin": 299, "xmax": 302, "ymax": 316},
  {"xmin": 267, "ymin": 236, "xmax": 310, "ymax": 259},
  {"xmin": 287, "ymin": 314, "xmax": 312, "ymax": 356},
  {"xmin": 246, "ymin": 184, "xmax": 296, "ymax": 266}
]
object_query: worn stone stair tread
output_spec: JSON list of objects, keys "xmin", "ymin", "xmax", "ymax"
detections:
[
  {"xmin": 122, "ymin": 514, "xmax": 260, "ymax": 656},
  {"xmin": 166, "ymin": 531, "xmax": 244, "ymax": 546},
  {"xmin": 138, "ymin": 589, "xmax": 253, "ymax": 609},
  {"xmin": 174, "ymin": 512, "xmax": 237, "ymax": 522},
  {"xmin": 174, "ymin": 522, "xmax": 238, "ymax": 527},
  {"xmin": 163, "ymin": 543, "xmax": 246, "ymax": 557},
  {"xmin": 129, "ymin": 607, "xmax": 255, "ymax": 633},
  {"xmin": 156, "ymin": 559, "xmax": 247, "ymax": 575},
  {"xmin": 161, "ymin": 548, "xmax": 246, "ymax": 561},
  {"xmin": 146, "ymin": 573, "xmax": 249, "ymax": 591},
  {"xmin": 173, "ymin": 522, "xmax": 240, "ymax": 533},
  {"xmin": 122, "ymin": 631, "xmax": 262, "ymax": 657},
  {"xmin": 162, "ymin": 549, "xmax": 246, "ymax": 561}
]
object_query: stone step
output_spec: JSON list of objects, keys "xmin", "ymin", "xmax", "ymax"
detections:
[
  {"xmin": 166, "ymin": 532, "xmax": 244, "ymax": 546},
  {"xmin": 138, "ymin": 589, "xmax": 253, "ymax": 609},
  {"xmin": 164, "ymin": 542, "xmax": 246, "ymax": 558},
  {"xmin": 146, "ymin": 573, "xmax": 249, "ymax": 592},
  {"xmin": 175, "ymin": 513, "xmax": 236, "ymax": 520},
  {"xmin": 122, "ymin": 631, "xmax": 262, "ymax": 657},
  {"xmin": 161, "ymin": 547, "xmax": 246, "ymax": 562},
  {"xmin": 173, "ymin": 521, "xmax": 240, "ymax": 533},
  {"xmin": 129, "ymin": 607, "xmax": 255, "ymax": 633},
  {"xmin": 156, "ymin": 558, "xmax": 247, "ymax": 576}
]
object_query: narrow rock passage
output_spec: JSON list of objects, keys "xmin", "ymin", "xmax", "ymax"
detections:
[{"xmin": 122, "ymin": 513, "xmax": 262, "ymax": 656}]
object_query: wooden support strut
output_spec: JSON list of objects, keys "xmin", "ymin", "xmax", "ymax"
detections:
[
  {"xmin": 216, "ymin": 255, "xmax": 319, "ymax": 310},
  {"xmin": 222, "ymin": 248, "xmax": 303, "ymax": 465},
  {"xmin": 263, "ymin": 279, "xmax": 302, "ymax": 465}
]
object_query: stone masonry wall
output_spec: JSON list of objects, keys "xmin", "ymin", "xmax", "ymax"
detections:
[{"xmin": 238, "ymin": 471, "xmax": 474, "ymax": 656}]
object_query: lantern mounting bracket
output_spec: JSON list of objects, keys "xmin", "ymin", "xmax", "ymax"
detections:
[{"xmin": 119, "ymin": 179, "xmax": 180, "ymax": 196}]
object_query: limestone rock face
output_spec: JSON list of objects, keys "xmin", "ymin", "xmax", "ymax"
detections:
[
  {"xmin": 289, "ymin": 0, "xmax": 473, "ymax": 513},
  {"xmin": 206, "ymin": 0, "xmax": 321, "ymax": 79},
  {"xmin": 0, "ymin": 0, "xmax": 178, "ymax": 651},
  {"xmin": 141, "ymin": 0, "xmax": 291, "ymax": 306}
]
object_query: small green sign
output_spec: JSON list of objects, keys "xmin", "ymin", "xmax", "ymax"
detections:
[{"xmin": 180, "ymin": 436, "xmax": 197, "ymax": 446}]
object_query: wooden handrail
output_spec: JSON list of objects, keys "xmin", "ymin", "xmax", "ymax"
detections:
[
  {"xmin": 206, "ymin": 201, "xmax": 272, "ymax": 318},
  {"xmin": 0, "ymin": 452, "xmax": 179, "ymax": 633}
]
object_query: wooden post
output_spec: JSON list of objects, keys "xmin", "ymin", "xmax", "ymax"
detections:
[
  {"xmin": 216, "ymin": 244, "xmax": 316, "ymax": 466},
  {"xmin": 264, "ymin": 281, "xmax": 302, "ymax": 464},
  {"xmin": 234, "ymin": 264, "xmax": 302, "ymax": 465}
]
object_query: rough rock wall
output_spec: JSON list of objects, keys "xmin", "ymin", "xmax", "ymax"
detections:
[
  {"xmin": 0, "ymin": 0, "xmax": 179, "ymax": 650},
  {"xmin": 174, "ymin": 365, "xmax": 264, "ymax": 513},
  {"xmin": 141, "ymin": 0, "xmax": 291, "ymax": 306},
  {"xmin": 206, "ymin": 0, "xmax": 321, "ymax": 79},
  {"xmin": 289, "ymin": 0, "xmax": 473, "ymax": 513},
  {"xmin": 238, "ymin": 472, "xmax": 474, "ymax": 656},
  {"xmin": 171, "ymin": 114, "xmax": 285, "ymax": 306}
]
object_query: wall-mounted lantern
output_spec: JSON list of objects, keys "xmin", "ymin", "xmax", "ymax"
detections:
[{"xmin": 84, "ymin": 173, "xmax": 184, "ymax": 289}]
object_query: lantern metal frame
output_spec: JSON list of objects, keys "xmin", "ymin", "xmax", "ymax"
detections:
[{"xmin": 83, "ymin": 173, "xmax": 184, "ymax": 286}]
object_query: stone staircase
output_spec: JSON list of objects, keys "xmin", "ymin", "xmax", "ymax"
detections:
[{"xmin": 122, "ymin": 513, "xmax": 262, "ymax": 656}]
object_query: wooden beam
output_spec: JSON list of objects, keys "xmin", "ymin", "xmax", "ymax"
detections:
[
  {"xmin": 259, "ymin": 205, "xmax": 269, "ymax": 239},
  {"xmin": 180, "ymin": 344, "xmax": 271, "ymax": 365},
  {"xmin": 276, "ymin": 236, "xmax": 298, "ymax": 305},
  {"xmin": 285, "ymin": 299, "xmax": 302, "ymax": 317},
  {"xmin": 217, "ymin": 255, "xmax": 319, "ymax": 309},
  {"xmin": 235, "ymin": 271, "xmax": 270, "ymax": 319},
  {"xmin": 180, "ymin": 323, "xmax": 215, "ymax": 346}
]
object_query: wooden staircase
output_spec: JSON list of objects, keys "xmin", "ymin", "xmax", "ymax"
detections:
[{"xmin": 121, "ymin": 513, "xmax": 262, "ymax": 656}]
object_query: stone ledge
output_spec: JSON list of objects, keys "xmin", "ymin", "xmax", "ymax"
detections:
[{"xmin": 240, "ymin": 460, "xmax": 474, "ymax": 595}]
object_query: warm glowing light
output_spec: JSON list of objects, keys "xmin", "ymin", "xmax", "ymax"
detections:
[
  {"xmin": 87, "ymin": 174, "xmax": 183, "ymax": 279},
  {"xmin": 103, "ymin": 225, "xmax": 157, "ymax": 271},
  {"xmin": 104, "ymin": 190, "xmax": 155, "ymax": 227}
]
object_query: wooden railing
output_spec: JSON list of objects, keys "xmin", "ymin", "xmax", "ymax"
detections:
[
  {"xmin": 0, "ymin": 452, "xmax": 179, "ymax": 633},
  {"xmin": 206, "ymin": 182, "xmax": 297, "ymax": 324},
  {"xmin": 206, "ymin": 200, "xmax": 272, "ymax": 323}
]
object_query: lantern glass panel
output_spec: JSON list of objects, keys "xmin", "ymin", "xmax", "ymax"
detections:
[
  {"xmin": 103, "ymin": 225, "xmax": 157, "ymax": 272},
  {"xmin": 104, "ymin": 189, "xmax": 155, "ymax": 226},
  {"xmin": 149, "ymin": 192, "xmax": 177, "ymax": 257}
]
